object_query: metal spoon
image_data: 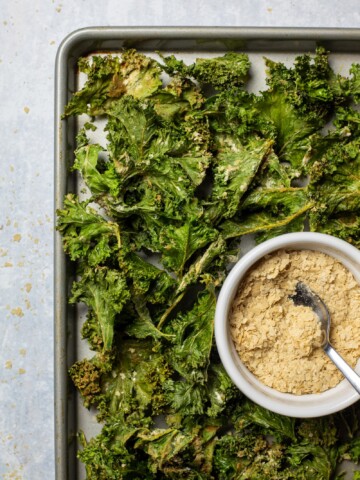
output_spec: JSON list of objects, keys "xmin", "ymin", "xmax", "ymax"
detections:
[{"xmin": 289, "ymin": 281, "xmax": 360, "ymax": 395}]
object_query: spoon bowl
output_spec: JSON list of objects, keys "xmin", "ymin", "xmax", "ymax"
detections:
[{"xmin": 290, "ymin": 281, "xmax": 360, "ymax": 395}]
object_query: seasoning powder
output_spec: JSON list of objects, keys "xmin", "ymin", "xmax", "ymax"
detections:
[{"xmin": 229, "ymin": 249, "xmax": 360, "ymax": 394}]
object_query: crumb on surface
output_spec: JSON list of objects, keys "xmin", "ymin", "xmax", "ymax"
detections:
[{"xmin": 10, "ymin": 307, "xmax": 24, "ymax": 318}]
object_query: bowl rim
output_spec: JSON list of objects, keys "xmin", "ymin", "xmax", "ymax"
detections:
[{"xmin": 215, "ymin": 231, "xmax": 360, "ymax": 418}]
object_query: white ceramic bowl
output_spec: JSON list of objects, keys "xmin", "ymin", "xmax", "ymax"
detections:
[{"xmin": 215, "ymin": 232, "xmax": 360, "ymax": 418}]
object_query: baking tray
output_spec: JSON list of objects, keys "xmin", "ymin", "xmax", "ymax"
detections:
[{"xmin": 54, "ymin": 26, "xmax": 360, "ymax": 479}]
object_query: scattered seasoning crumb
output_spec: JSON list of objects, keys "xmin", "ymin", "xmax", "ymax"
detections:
[
  {"xmin": 5, "ymin": 361, "xmax": 12, "ymax": 369},
  {"xmin": 18, "ymin": 368, "xmax": 26, "ymax": 375},
  {"xmin": 25, "ymin": 299, "xmax": 31, "ymax": 310},
  {"xmin": 3, "ymin": 468, "xmax": 23, "ymax": 480},
  {"xmin": 23, "ymin": 106, "xmax": 30, "ymax": 114},
  {"xmin": 24, "ymin": 283, "xmax": 32, "ymax": 293},
  {"xmin": 10, "ymin": 307, "xmax": 24, "ymax": 318},
  {"xmin": 229, "ymin": 249, "xmax": 360, "ymax": 394},
  {"xmin": 3, "ymin": 262, "xmax": 13, "ymax": 267},
  {"xmin": 12, "ymin": 233, "xmax": 21, "ymax": 242},
  {"xmin": 19, "ymin": 349, "xmax": 26, "ymax": 356}
]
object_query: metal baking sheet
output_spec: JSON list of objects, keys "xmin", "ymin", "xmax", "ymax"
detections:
[{"xmin": 54, "ymin": 26, "xmax": 360, "ymax": 479}]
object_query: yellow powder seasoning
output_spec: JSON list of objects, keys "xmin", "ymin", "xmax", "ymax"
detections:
[{"xmin": 229, "ymin": 249, "xmax": 360, "ymax": 395}]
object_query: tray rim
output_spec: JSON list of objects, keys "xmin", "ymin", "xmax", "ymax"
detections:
[{"xmin": 54, "ymin": 26, "xmax": 360, "ymax": 480}]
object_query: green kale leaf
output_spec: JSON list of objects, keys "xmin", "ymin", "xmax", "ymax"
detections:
[
  {"xmin": 104, "ymin": 339, "xmax": 171, "ymax": 419},
  {"xmin": 159, "ymin": 221, "xmax": 218, "ymax": 276},
  {"xmin": 165, "ymin": 288, "xmax": 216, "ymax": 378},
  {"xmin": 73, "ymin": 142, "xmax": 121, "ymax": 198},
  {"xmin": 63, "ymin": 50, "xmax": 162, "ymax": 117},
  {"xmin": 161, "ymin": 52, "xmax": 251, "ymax": 90},
  {"xmin": 70, "ymin": 267, "xmax": 130, "ymax": 351},
  {"xmin": 56, "ymin": 193, "xmax": 120, "ymax": 266},
  {"xmin": 220, "ymin": 187, "xmax": 312, "ymax": 241},
  {"xmin": 205, "ymin": 137, "xmax": 273, "ymax": 223}
]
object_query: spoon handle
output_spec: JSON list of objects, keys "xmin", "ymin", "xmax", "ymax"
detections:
[{"xmin": 324, "ymin": 344, "xmax": 360, "ymax": 395}]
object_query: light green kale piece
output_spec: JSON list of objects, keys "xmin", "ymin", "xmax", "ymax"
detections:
[
  {"xmin": 56, "ymin": 193, "xmax": 120, "ymax": 266},
  {"xmin": 134, "ymin": 428, "xmax": 196, "ymax": 474},
  {"xmin": 160, "ymin": 51, "xmax": 251, "ymax": 90},
  {"xmin": 150, "ymin": 75, "xmax": 204, "ymax": 121},
  {"xmin": 104, "ymin": 339, "xmax": 171, "ymax": 419},
  {"xmin": 256, "ymin": 90, "xmax": 315, "ymax": 173},
  {"xmin": 73, "ymin": 142, "xmax": 121, "ymax": 198},
  {"xmin": 77, "ymin": 422, "xmax": 153, "ymax": 479},
  {"xmin": 205, "ymin": 137, "xmax": 273, "ymax": 223},
  {"xmin": 254, "ymin": 47, "xmax": 349, "ymax": 172},
  {"xmin": 120, "ymin": 252, "xmax": 176, "ymax": 304},
  {"xmin": 220, "ymin": 187, "xmax": 312, "ymax": 242},
  {"xmin": 158, "ymin": 221, "xmax": 218, "ymax": 277},
  {"xmin": 63, "ymin": 50, "xmax": 162, "ymax": 117},
  {"xmin": 104, "ymin": 96, "xmax": 208, "ymax": 224},
  {"xmin": 165, "ymin": 288, "xmax": 216, "ymax": 378},
  {"xmin": 70, "ymin": 267, "xmax": 130, "ymax": 351},
  {"xmin": 307, "ymin": 122, "xmax": 360, "ymax": 246}
]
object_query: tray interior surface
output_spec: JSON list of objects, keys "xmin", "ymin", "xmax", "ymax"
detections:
[{"xmin": 55, "ymin": 28, "xmax": 360, "ymax": 480}]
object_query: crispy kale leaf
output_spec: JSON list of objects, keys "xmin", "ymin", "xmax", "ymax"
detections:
[
  {"xmin": 121, "ymin": 252, "xmax": 175, "ymax": 305},
  {"xmin": 103, "ymin": 95, "xmax": 209, "ymax": 228},
  {"xmin": 56, "ymin": 193, "xmax": 120, "ymax": 265},
  {"xmin": 159, "ymin": 221, "xmax": 218, "ymax": 276},
  {"xmin": 63, "ymin": 50, "xmax": 162, "ymax": 117},
  {"xmin": 163, "ymin": 289, "xmax": 239, "ymax": 417},
  {"xmin": 165, "ymin": 288, "xmax": 216, "ymax": 378},
  {"xmin": 70, "ymin": 267, "xmax": 130, "ymax": 351},
  {"xmin": 250, "ymin": 47, "xmax": 349, "ymax": 173},
  {"xmin": 73, "ymin": 142, "xmax": 121, "ymax": 198},
  {"xmin": 78, "ymin": 422, "xmax": 153, "ymax": 480},
  {"xmin": 307, "ymin": 119, "xmax": 360, "ymax": 246},
  {"xmin": 160, "ymin": 52, "xmax": 251, "ymax": 90},
  {"xmin": 264, "ymin": 48, "xmax": 338, "ymax": 124},
  {"xmin": 69, "ymin": 358, "xmax": 102, "ymax": 408},
  {"xmin": 104, "ymin": 339, "xmax": 171, "ymax": 419},
  {"xmin": 205, "ymin": 137, "xmax": 273, "ymax": 223},
  {"xmin": 220, "ymin": 187, "xmax": 312, "ymax": 242}
]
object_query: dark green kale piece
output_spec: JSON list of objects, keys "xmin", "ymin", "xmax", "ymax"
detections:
[{"xmin": 307, "ymin": 116, "xmax": 360, "ymax": 246}]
